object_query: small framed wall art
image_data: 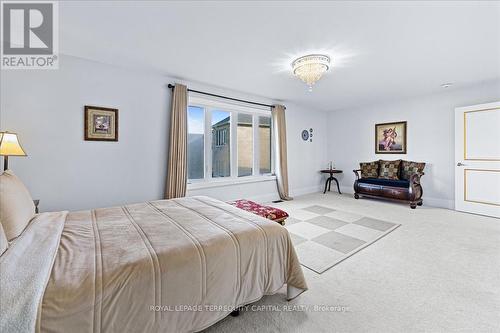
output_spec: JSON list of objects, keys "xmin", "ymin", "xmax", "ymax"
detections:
[
  {"xmin": 84, "ymin": 105, "xmax": 119, "ymax": 141},
  {"xmin": 375, "ymin": 121, "xmax": 407, "ymax": 154}
]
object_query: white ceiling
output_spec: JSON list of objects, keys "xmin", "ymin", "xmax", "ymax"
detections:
[{"xmin": 59, "ymin": 1, "xmax": 500, "ymax": 111}]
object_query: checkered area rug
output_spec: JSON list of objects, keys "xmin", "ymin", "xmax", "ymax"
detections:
[{"xmin": 285, "ymin": 205, "xmax": 400, "ymax": 274}]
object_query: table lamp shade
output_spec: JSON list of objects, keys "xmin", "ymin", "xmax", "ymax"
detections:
[{"xmin": 0, "ymin": 132, "xmax": 27, "ymax": 156}]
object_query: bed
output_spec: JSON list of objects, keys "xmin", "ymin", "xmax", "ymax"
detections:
[{"xmin": 0, "ymin": 195, "xmax": 307, "ymax": 333}]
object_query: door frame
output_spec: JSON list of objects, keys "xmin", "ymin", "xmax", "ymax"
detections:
[{"xmin": 454, "ymin": 101, "xmax": 500, "ymax": 218}]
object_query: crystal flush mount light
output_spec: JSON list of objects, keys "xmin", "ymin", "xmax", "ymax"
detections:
[{"xmin": 291, "ymin": 54, "xmax": 331, "ymax": 91}]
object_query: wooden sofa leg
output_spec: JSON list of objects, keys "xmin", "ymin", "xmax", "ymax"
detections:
[
  {"xmin": 354, "ymin": 193, "xmax": 360, "ymax": 199},
  {"xmin": 417, "ymin": 200, "xmax": 423, "ymax": 206},
  {"xmin": 410, "ymin": 202, "xmax": 417, "ymax": 209}
]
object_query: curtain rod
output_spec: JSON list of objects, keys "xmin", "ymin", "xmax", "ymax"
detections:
[{"xmin": 167, "ymin": 84, "xmax": 284, "ymax": 110}]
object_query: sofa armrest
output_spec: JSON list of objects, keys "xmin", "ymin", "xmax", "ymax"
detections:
[
  {"xmin": 410, "ymin": 172, "xmax": 424, "ymax": 185},
  {"xmin": 353, "ymin": 169, "xmax": 361, "ymax": 180}
]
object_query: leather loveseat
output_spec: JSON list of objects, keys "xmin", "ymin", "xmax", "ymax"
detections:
[{"xmin": 353, "ymin": 159, "xmax": 425, "ymax": 209}]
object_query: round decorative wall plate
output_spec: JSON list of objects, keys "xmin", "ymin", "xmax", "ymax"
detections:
[{"xmin": 301, "ymin": 129, "xmax": 310, "ymax": 141}]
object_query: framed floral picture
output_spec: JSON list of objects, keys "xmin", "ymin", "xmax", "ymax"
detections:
[
  {"xmin": 84, "ymin": 106, "xmax": 118, "ymax": 141},
  {"xmin": 375, "ymin": 121, "xmax": 407, "ymax": 154}
]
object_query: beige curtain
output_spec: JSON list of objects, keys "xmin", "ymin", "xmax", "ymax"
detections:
[
  {"xmin": 165, "ymin": 84, "xmax": 188, "ymax": 199},
  {"xmin": 272, "ymin": 105, "xmax": 292, "ymax": 200}
]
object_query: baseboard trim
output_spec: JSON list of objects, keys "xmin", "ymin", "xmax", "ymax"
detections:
[
  {"xmin": 229, "ymin": 184, "xmax": 455, "ymax": 209},
  {"xmin": 249, "ymin": 185, "xmax": 324, "ymax": 204},
  {"xmin": 339, "ymin": 186, "xmax": 453, "ymax": 209},
  {"xmin": 423, "ymin": 197, "xmax": 454, "ymax": 210},
  {"xmin": 340, "ymin": 185, "xmax": 354, "ymax": 195},
  {"xmin": 290, "ymin": 185, "xmax": 324, "ymax": 198}
]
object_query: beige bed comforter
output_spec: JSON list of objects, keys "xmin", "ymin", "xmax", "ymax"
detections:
[{"xmin": 1, "ymin": 196, "xmax": 307, "ymax": 333}]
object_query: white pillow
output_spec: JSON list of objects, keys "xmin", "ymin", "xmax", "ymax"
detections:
[
  {"xmin": 0, "ymin": 223, "xmax": 8, "ymax": 255},
  {"xmin": 0, "ymin": 170, "xmax": 35, "ymax": 241}
]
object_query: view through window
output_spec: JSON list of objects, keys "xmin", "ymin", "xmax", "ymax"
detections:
[
  {"xmin": 259, "ymin": 116, "xmax": 272, "ymax": 174},
  {"xmin": 187, "ymin": 106, "xmax": 204, "ymax": 180},
  {"xmin": 187, "ymin": 100, "xmax": 272, "ymax": 183},
  {"xmin": 237, "ymin": 113, "xmax": 253, "ymax": 177},
  {"xmin": 212, "ymin": 110, "xmax": 231, "ymax": 178}
]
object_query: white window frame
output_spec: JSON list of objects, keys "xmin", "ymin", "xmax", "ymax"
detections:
[{"xmin": 187, "ymin": 95, "xmax": 275, "ymax": 189}]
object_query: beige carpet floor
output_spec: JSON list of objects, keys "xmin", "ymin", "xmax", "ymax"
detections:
[{"xmin": 204, "ymin": 192, "xmax": 500, "ymax": 333}]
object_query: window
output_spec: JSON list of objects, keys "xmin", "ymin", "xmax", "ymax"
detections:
[
  {"xmin": 259, "ymin": 116, "xmax": 272, "ymax": 174},
  {"xmin": 187, "ymin": 106, "xmax": 204, "ymax": 180},
  {"xmin": 211, "ymin": 110, "xmax": 230, "ymax": 178},
  {"xmin": 187, "ymin": 96, "xmax": 274, "ymax": 184},
  {"xmin": 237, "ymin": 113, "xmax": 253, "ymax": 177}
]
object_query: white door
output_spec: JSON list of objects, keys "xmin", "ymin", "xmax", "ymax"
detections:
[{"xmin": 455, "ymin": 101, "xmax": 500, "ymax": 218}]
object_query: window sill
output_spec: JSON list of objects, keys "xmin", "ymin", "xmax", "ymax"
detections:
[{"xmin": 187, "ymin": 175, "xmax": 277, "ymax": 190}]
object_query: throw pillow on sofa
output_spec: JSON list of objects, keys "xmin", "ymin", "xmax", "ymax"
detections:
[
  {"xmin": 401, "ymin": 161, "xmax": 426, "ymax": 180},
  {"xmin": 360, "ymin": 161, "xmax": 379, "ymax": 178},
  {"xmin": 379, "ymin": 160, "xmax": 401, "ymax": 180}
]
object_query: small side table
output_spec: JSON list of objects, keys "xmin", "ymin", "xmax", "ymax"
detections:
[
  {"xmin": 33, "ymin": 199, "xmax": 40, "ymax": 214},
  {"xmin": 320, "ymin": 169, "xmax": 343, "ymax": 194}
]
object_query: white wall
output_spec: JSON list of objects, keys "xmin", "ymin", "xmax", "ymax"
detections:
[
  {"xmin": 1, "ymin": 56, "xmax": 170, "ymax": 212},
  {"xmin": 285, "ymin": 103, "xmax": 329, "ymax": 197},
  {"xmin": 1, "ymin": 55, "xmax": 327, "ymax": 211},
  {"xmin": 326, "ymin": 81, "xmax": 500, "ymax": 209}
]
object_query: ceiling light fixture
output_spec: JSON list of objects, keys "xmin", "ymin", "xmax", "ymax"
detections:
[
  {"xmin": 292, "ymin": 54, "xmax": 330, "ymax": 91},
  {"xmin": 441, "ymin": 82, "xmax": 453, "ymax": 88}
]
